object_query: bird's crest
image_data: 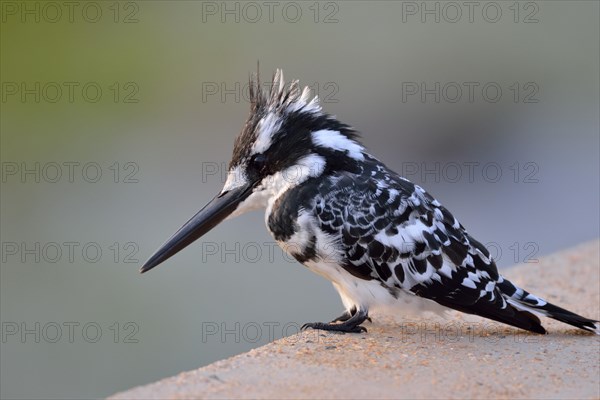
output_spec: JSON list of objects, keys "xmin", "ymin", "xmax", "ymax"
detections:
[
  {"xmin": 231, "ymin": 68, "xmax": 325, "ymax": 168},
  {"xmin": 249, "ymin": 68, "xmax": 321, "ymax": 116}
]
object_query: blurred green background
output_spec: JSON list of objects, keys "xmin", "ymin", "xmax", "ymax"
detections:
[{"xmin": 1, "ymin": 1, "xmax": 598, "ymax": 398}]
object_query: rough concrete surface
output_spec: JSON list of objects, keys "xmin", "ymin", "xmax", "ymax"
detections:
[{"xmin": 111, "ymin": 240, "xmax": 600, "ymax": 399}]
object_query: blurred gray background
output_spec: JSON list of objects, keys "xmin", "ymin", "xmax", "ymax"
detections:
[{"xmin": 1, "ymin": 1, "xmax": 598, "ymax": 398}]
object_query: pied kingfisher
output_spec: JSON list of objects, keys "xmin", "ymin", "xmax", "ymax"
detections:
[{"xmin": 141, "ymin": 69, "xmax": 599, "ymax": 335}]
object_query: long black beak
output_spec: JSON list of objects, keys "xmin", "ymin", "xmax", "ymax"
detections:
[{"xmin": 140, "ymin": 184, "xmax": 254, "ymax": 273}]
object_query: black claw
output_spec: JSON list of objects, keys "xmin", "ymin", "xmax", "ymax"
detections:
[
  {"xmin": 302, "ymin": 308, "xmax": 369, "ymax": 334},
  {"xmin": 301, "ymin": 322, "xmax": 367, "ymax": 333}
]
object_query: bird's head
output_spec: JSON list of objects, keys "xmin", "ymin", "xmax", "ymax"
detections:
[{"xmin": 141, "ymin": 68, "xmax": 365, "ymax": 273}]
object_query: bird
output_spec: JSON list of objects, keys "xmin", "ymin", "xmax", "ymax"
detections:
[{"xmin": 141, "ymin": 68, "xmax": 599, "ymax": 336}]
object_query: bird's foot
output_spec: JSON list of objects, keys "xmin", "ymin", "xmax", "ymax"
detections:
[
  {"xmin": 302, "ymin": 322, "xmax": 366, "ymax": 333},
  {"xmin": 330, "ymin": 307, "xmax": 372, "ymax": 324},
  {"xmin": 303, "ymin": 309, "xmax": 369, "ymax": 334},
  {"xmin": 330, "ymin": 309, "xmax": 354, "ymax": 323}
]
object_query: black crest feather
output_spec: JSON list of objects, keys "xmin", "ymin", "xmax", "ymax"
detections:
[{"xmin": 249, "ymin": 67, "xmax": 319, "ymax": 115}]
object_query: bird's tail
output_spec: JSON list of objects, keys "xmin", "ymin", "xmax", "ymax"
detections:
[{"xmin": 497, "ymin": 276, "xmax": 600, "ymax": 335}]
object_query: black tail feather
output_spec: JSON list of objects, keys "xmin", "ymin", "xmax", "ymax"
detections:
[
  {"xmin": 498, "ymin": 277, "xmax": 599, "ymax": 335},
  {"xmin": 512, "ymin": 300, "xmax": 600, "ymax": 335},
  {"xmin": 435, "ymin": 297, "xmax": 547, "ymax": 335}
]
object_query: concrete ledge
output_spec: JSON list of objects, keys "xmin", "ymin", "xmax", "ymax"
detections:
[{"xmin": 111, "ymin": 240, "xmax": 600, "ymax": 399}]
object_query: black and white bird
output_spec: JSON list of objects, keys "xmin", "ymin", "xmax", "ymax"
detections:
[{"xmin": 141, "ymin": 69, "xmax": 599, "ymax": 335}]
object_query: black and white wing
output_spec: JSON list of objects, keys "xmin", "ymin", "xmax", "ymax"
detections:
[{"xmin": 314, "ymin": 158, "xmax": 547, "ymax": 333}]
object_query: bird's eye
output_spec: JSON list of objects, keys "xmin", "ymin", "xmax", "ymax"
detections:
[{"xmin": 251, "ymin": 154, "xmax": 268, "ymax": 173}]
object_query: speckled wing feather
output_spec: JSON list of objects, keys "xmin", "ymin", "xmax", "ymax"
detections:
[{"xmin": 312, "ymin": 156, "xmax": 546, "ymax": 333}]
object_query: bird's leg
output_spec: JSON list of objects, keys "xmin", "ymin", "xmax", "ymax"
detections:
[
  {"xmin": 330, "ymin": 307, "xmax": 372, "ymax": 324},
  {"xmin": 330, "ymin": 306, "xmax": 373, "ymax": 324},
  {"xmin": 330, "ymin": 306, "xmax": 356, "ymax": 323},
  {"xmin": 303, "ymin": 309, "xmax": 369, "ymax": 333}
]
